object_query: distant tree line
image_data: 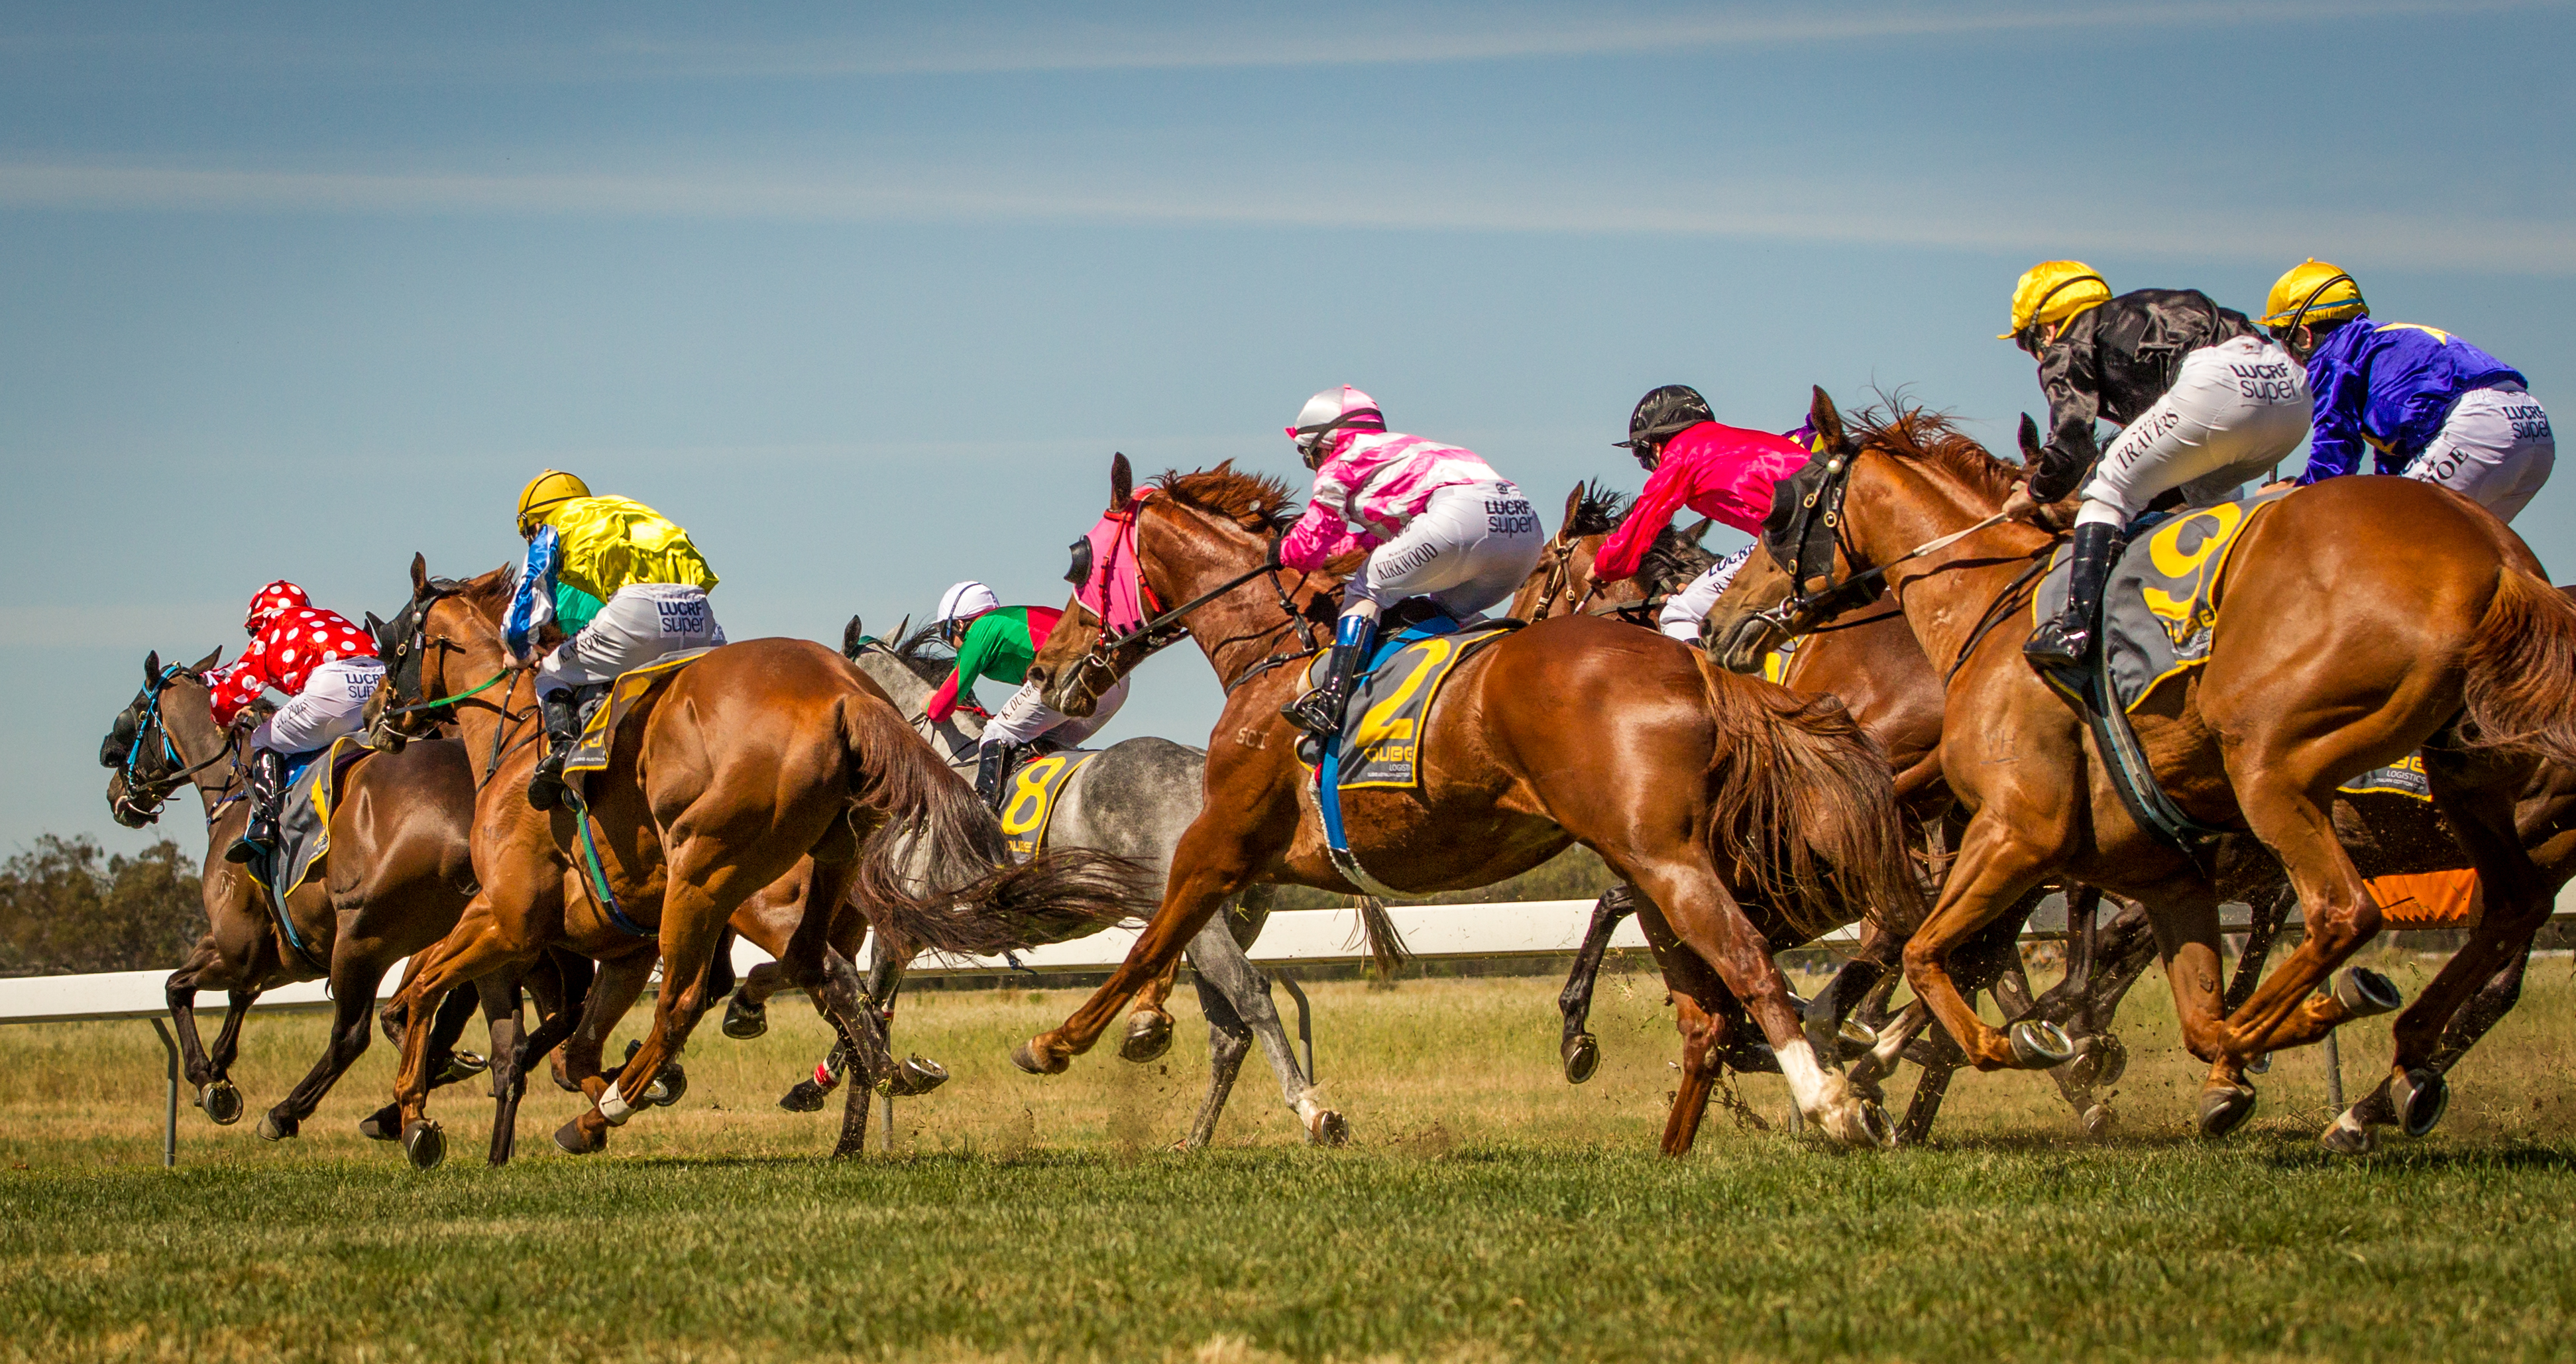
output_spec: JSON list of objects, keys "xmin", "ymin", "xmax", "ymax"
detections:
[{"xmin": 0, "ymin": 836, "xmax": 206, "ymax": 976}]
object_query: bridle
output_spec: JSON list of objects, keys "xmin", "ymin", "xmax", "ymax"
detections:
[
  {"xmin": 105, "ymin": 665, "xmax": 243, "ymax": 826},
  {"xmin": 372, "ymin": 579, "xmax": 536, "ymax": 785},
  {"xmin": 1744, "ymin": 443, "xmax": 2011, "ymax": 644},
  {"xmin": 1063, "ymin": 490, "xmax": 1323, "ymax": 702},
  {"xmin": 1525, "ymin": 534, "xmax": 1601, "ymax": 621}
]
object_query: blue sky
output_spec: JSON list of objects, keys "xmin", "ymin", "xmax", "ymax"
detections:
[{"xmin": 8, "ymin": 1, "xmax": 2574, "ymax": 854}]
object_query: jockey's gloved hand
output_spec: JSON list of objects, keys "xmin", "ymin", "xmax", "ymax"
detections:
[{"xmin": 1264, "ymin": 537, "xmax": 1285, "ymax": 569}]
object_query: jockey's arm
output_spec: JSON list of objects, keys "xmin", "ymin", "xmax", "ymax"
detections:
[{"xmin": 1593, "ymin": 460, "xmax": 1692, "ymax": 583}]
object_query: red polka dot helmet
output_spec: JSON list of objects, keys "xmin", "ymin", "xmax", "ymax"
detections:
[{"xmin": 244, "ymin": 581, "xmax": 312, "ymax": 634}]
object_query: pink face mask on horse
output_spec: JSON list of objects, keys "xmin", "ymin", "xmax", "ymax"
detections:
[{"xmin": 1067, "ymin": 488, "xmax": 1160, "ymax": 640}]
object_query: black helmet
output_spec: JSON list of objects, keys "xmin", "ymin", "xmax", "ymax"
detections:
[{"xmin": 1616, "ymin": 384, "xmax": 1712, "ymax": 466}]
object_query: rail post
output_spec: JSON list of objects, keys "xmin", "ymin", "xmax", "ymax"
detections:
[{"xmin": 148, "ymin": 1018, "xmax": 179, "ymax": 1168}]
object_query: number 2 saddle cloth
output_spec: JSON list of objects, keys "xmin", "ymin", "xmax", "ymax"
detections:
[
  {"xmin": 1300, "ymin": 614, "xmax": 1522, "ymax": 791},
  {"xmin": 2035, "ymin": 486, "xmax": 2430, "ymax": 803}
]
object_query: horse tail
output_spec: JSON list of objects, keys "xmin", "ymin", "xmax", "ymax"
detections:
[
  {"xmin": 1691, "ymin": 654, "xmax": 1924, "ymax": 939},
  {"xmin": 2460, "ymin": 568, "xmax": 2576, "ymax": 767},
  {"xmin": 835, "ymin": 693, "xmax": 1152, "ymax": 956}
]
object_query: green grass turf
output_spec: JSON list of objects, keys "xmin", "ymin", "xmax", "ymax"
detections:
[{"xmin": 5, "ymin": 950, "xmax": 2576, "ymax": 1361}]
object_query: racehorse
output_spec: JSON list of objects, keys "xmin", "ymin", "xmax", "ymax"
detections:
[
  {"xmin": 1705, "ymin": 390, "xmax": 2576, "ymax": 1141},
  {"xmin": 1013, "ymin": 455, "xmax": 1923, "ymax": 1148},
  {"xmin": 831, "ymin": 618, "xmax": 1341, "ymax": 1147},
  {"xmin": 1518, "ymin": 483, "xmax": 2154, "ymax": 1141},
  {"xmin": 366, "ymin": 557, "xmax": 1150, "ymax": 1166},
  {"xmin": 99, "ymin": 650, "xmax": 588, "ymax": 1158}
]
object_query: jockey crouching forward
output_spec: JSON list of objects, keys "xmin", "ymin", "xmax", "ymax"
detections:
[
  {"xmin": 1593, "ymin": 384, "xmax": 1812, "ymax": 644},
  {"xmin": 926, "ymin": 581, "xmax": 1129, "ymax": 809},
  {"xmin": 2263, "ymin": 259, "xmax": 2555, "ymax": 522},
  {"xmin": 505, "ymin": 471, "xmax": 724, "ymax": 811},
  {"xmin": 1276, "ymin": 386, "xmax": 1546, "ymax": 738},
  {"xmin": 207, "ymin": 581, "xmax": 385, "ymax": 864},
  {"xmin": 1996, "ymin": 261, "xmax": 2312, "ymax": 667}
]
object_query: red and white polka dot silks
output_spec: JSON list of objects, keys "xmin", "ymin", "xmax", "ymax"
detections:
[{"xmin": 208, "ymin": 581, "xmax": 383, "ymax": 726}]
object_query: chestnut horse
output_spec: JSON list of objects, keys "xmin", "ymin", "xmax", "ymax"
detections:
[
  {"xmin": 99, "ymin": 651, "xmax": 588, "ymax": 1158},
  {"xmin": 367, "ymin": 557, "xmax": 1148, "ymax": 1167},
  {"xmin": 1707, "ymin": 390, "xmax": 2576, "ymax": 1141},
  {"xmin": 1015, "ymin": 456, "xmax": 1923, "ymax": 1148}
]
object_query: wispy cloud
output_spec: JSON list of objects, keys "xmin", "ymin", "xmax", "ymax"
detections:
[{"xmin": 4, "ymin": 160, "xmax": 2569, "ymax": 274}]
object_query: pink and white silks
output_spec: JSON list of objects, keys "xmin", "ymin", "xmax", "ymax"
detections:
[{"xmin": 1278, "ymin": 431, "xmax": 1508, "ymax": 572}]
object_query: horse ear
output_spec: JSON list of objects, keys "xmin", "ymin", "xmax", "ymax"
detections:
[
  {"xmin": 364, "ymin": 610, "xmax": 385, "ymax": 635},
  {"xmin": 1559, "ymin": 484, "xmax": 1585, "ymax": 534},
  {"xmin": 894, "ymin": 614, "xmax": 911, "ymax": 645},
  {"xmin": 2017, "ymin": 413, "xmax": 2044, "ymax": 467},
  {"xmin": 192, "ymin": 647, "xmax": 221, "ymax": 675},
  {"xmin": 143, "ymin": 651, "xmax": 161, "ymax": 685},
  {"xmin": 1110, "ymin": 452, "xmax": 1134, "ymax": 512},
  {"xmin": 410, "ymin": 553, "xmax": 430, "ymax": 595},
  {"xmin": 842, "ymin": 615, "xmax": 865, "ymax": 659},
  {"xmin": 1809, "ymin": 386, "xmax": 1849, "ymax": 455},
  {"xmin": 1681, "ymin": 517, "xmax": 1714, "ymax": 545}
]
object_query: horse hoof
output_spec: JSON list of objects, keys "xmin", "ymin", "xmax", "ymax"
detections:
[
  {"xmin": 2245, "ymin": 1051, "xmax": 2272, "ymax": 1076},
  {"xmin": 2081, "ymin": 1104, "xmax": 2115, "ymax": 1141},
  {"xmin": 1561, "ymin": 1033, "xmax": 1600, "ymax": 1086},
  {"xmin": 2198, "ymin": 1082, "xmax": 2258, "ymax": 1139},
  {"xmin": 435, "ymin": 1052, "xmax": 488, "ymax": 1086},
  {"xmin": 891, "ymin": 1056, "xmax": 950, "ymax": 1097},
  {"xmin": 402, "ymin": 1120, "xmax": 445, "ymax": 1170},
  {"xmin": 359, "ymin": 1104, "xmax": 401, "ymax": 1141},
  {"xmin": 2320, "ymin": 1111, "xmax": 2377, "ymax": 1156},
  {"xmin": 1836, "ymin": 1017, "xmax": 1879, "ymax": 1060},
  {"xmin": 2008, "ymin": 1020, "xmax": 2076, "ymax": 1068},
  {"xmin": 1118, "ymin": 1011, "xmax": 1176, "ymax": 1064},
  {"xmin": 1011, "ymin": 1039, "xmax": 1066, "ymax": 1076},
  {"xmin": 256, "ymin": 1110, "xmax": 297, "ymax": 1142},
  {"xmin": 722, "ymin": 997, "xmax": 769, "ymax": 1040},
  {"xmin": 1858, "ymin": 1100, "xmax": 1897, "ymax": 1149},
  {"xmin": 778, "ymin": 1079, "xmax": 831, "ymax": 1113},
  {"xmin": 2088, "ymin": 1033, "xmax": 2129, "ymax": 1088},
  {"xmin": 199, "ymin": 1082, "xmax": 243, "ymax": 1126},
  {"xmin": 553, "ymin": 1117, "xmax": 605, "ymax": 1155},
  {"xmin": 647, "ymin": 1064, "xmax": 687, "ymax": 1108},
  {"xmin": 2334, "ymin": 967, "xmax": 2403, "ymax": 1018},
  {"xmin": 1308, "ymin": 1109, "xmax": 1351, "ymax": 1147},
  {"xmin": 2394, "ymin": 1068, "xmax": 2449, "ymax": 1138}
]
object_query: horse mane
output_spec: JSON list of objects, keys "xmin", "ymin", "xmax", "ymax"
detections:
[
  {"xmin": 1567, "ymin": 479, "xmax": 1627, "ymax": 538},
  {"xmin": 879, "ymin": 624, "xmax": 956, "ymax": 686},
  {"xmin": 1847, "ymin": 401, "xmax": 2021, "ymax": 501},
  {"xmin": 1154, "ymin": 462, "xmax": 1302, "ymax": 535},
  {"xmin": 1637, "ymin": 524, "xmax": 1719, "ymax": 598}
]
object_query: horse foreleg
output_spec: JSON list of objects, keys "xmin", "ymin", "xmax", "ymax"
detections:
[
  {"xmin": 1898, "ymin": 811, "xmax": 2062, "ymax": 1075},
  {"xmin": 258, "ymin": 944, "xmax": 397, "ymax": 1141},
  {"xmin": 1119, "ymin": 953, "xmax": 1186, "ymax": 1064},
  {"xmin": 477, "ymin": 968, "xmax": 527, "ymax": 1167},
  {"xmin": 549, "ymin": 950, "xmax": 658, "ymax": 1157},
  {"xmin": 1630, "ymin": 897, "xmax": 1765, "ymax": 1155},
  {"xmin": 1556, "ymin": 883, "xmax": 1637, "ymax": 1084},
  {"xmin": 1181, "ymin": 963, "xmax": 1254, "ymax": 1151},
  {"xmin": 1192, "ymin": 913, "xmax": 1340, "ymax": 1147}
]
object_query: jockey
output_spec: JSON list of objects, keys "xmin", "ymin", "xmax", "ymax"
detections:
[
  {"xmin": 2262, "ymin": 259, "xmax": 2555, "ymax": 522},
  {"xmin": 1276, "ymin": 386, "xmax": 1546, "ymax": 738},
  {"xmin": 1593, "ymin": 384, "xmax": 1812, "ymax": 644},
  {"xmin": 1996, "ymin": 260, "xmax": 2312, "ymax": 667},
  {"xmin": 205, "ymin": 581, "xmax": 384, "ymax": 864},
  {"xmin": 504, "ymin": 471, "xmax": 723, "ymax": 811},
  {"xmin": 926, "ymin": 580, "xmax": 1129, "ymax": 808}
]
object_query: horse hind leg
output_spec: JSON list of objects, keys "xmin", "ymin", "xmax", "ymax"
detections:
[
  {"xmin": 259, "ymin": 950, "xmax": 398, "ymax": 1142},
  {"xmin": 1180, "ymin": 961, "xmax": 1255, "ymax": 1151},
  {"xmin": 1192, "ymin": 917, "xmax": 1342, "ymax": 1147}
]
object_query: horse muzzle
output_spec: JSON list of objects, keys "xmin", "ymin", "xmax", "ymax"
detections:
[{"xmin": 1715, "ymin": 612, "xmax": 1788, "ymax": 675}]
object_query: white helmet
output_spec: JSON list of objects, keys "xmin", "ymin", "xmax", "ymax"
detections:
[
  {"xmin": 935, "ymin": 580, "xmax": 1001, "ymax": 627},
  {"xmin": 1286, "ymin": 385, "xmax": 1386, "ymax": 461}
]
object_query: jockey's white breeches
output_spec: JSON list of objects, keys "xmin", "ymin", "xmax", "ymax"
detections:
[
  {"xmin": 2078, "ymin": 335, "xmax": 2312, "ymax": 527},
  {"xmin": 981, "ymin": 674, "xmax": 1131, "ymax": 751},
  {"xmin": 2407, "ymin": 383, "xmax": 2555, "ymax": 523},
  {"xmin": 1346, "ymin": 481, "xmax": 1547, "ymax": 620},
  {"xmin": 1657, "ymin": 546, "xmax": 1754, "ymax": 643},
  {"xmin": 252, "ymin": 659, "xmax": 386, "ymax": 757},
  {"xmin": 534, "ymin": 583, "xmax": 724, "ymax": 693}
]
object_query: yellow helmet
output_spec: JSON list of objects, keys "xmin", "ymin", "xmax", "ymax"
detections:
[
  {"xmin": 1999, "ymin": 260, "xmax": 2111, "ymax": 341},
  {"xmin": 516, "ymin": 469, "xmax": 591, "ymax": 536},
  {"xmin": 2258, "ymin": 258, "xmax": 2365, "ymax": 330}
]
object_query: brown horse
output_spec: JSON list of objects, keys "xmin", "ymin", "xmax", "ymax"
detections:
[
  {"xmin": 366, "ymin": 557, "xmax": 1147, "ymax": 1166},
  {"xmin": 1013, "ymin": 455, "xmax": 1923, "ymax": 1147},
  {"xmin": 1707, "ymin": 390, "xmax": 2576, "ymax": 1139},
  {"xmin": 99, "ymin": 651, "xmax": 583, "ymax": 1157}
]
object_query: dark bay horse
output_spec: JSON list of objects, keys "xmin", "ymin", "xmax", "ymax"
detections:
[
  {"xmin": 1016, "ymin": 456, "xmax": 1923, "ymax": 1148},
  {"xmin": 1707, "ymin": 391, "xmax": 2576, "ymax": 1141},
  {"xmin": 99, "ymin": 651, "xmax": 583, "ymax": 1155},
  {"xmin": 366, "ymin": 558, "xmax": 1148, "ymax": 1166}
]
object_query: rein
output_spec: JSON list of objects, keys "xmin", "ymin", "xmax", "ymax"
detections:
[
  {"xmin": 116, "ymin": 667, "xmax": 245, "ymax": 823},
  {"xmin": 1074, "ymin": 492, "xmax": 1321, "ymax": 695}
]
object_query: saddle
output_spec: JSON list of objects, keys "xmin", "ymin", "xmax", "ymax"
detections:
[
  {"xmin": 561, "ymin": 647, "xmax": 719, "ymax": 800},
  {"xmin": 244, "ymin": 735, "xmax": 374, "ymax": 966}
]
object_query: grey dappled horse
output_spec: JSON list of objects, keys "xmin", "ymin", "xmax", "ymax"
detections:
[{"xmin": 733, "ymin": 620, "xmax": 1345, "ymax": 1149}]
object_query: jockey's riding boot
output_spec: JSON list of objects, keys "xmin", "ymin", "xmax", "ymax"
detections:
[
  {"xmin": 1282, "ymin": 610, "xmax": 1380, "ymax": 739},
  {"xmin": 973, "ymin": 742, "xmax": 1017, "ymax": 813},
  {"xmin": 526, "ymin": 688, "xmax": 582, "ymax": 813},
  {"xmin": 2026, "ymin": 520, "xmax": 2119, "ymax": 669},
  {"xmin": 224, "ymin": 749, "xmax": 286, "ymax": 865}
]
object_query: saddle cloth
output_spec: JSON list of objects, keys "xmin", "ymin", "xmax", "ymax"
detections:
[
  {"xmin": 563, "ymin": 646, "xmax": 718, "ymax": 799},
  {"xmin": 253, "ymin": 736, "xmax": 374, "ymax": 902},
  {"xmin": 996, "ymin": 749, "xmax": 1101, "ymax": 860},
  {"xmin": 1302, "ymin": 616, "xmax": 1518, "ymax": 789},
  {"xmin": 2037, "ymin": 488, "xmax": 2427, "ymax": 802}
]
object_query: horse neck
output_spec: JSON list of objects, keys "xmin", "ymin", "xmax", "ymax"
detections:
[
  {"xmin": 429, "ymin": 609, "xmax": 525, "ymax": 785},
  {"xmin": 1144, "ymin": 507, "xmax": 1314, "ymax": 691},
  {"xmin": 161, "ymin": 679, "xmax": 246, "ymax": 819},
  {"xmin": 1851, "ymin": 451, "xmax": 2052, "ymax": 677}
]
